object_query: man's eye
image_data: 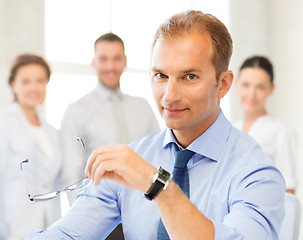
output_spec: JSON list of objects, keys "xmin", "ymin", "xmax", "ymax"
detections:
[
  {"xmin": 156, "ymin": 73, "xmax": 167, "ymax": 79},
  {"xmin": 186, "ymin": 74, "xmax": 197, "ymax": 80},
  {"xmin": 241, "ymin": 82, "xmax": 249, "ymax": 88},
  {"xmin": 114, "ymin": 56, "xmax": 123, "ymax": 61}
]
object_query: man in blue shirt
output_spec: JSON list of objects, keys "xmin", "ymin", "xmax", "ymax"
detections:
[{"xmin": 27, "ymin": 10, "xmax": 285, "ymax": 240}]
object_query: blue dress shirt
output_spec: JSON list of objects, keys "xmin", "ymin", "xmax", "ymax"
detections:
[{"xmin": 26, "ymin": 111, "xmax": 285, "ymax": 240}]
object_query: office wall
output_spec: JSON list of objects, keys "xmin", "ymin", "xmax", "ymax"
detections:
[
  {"xmin": 0, "ymin": 0, "xmax": 45, "ymax": 108},
  {"xmin": 1, "ymin": 0, "xmax": 303, "ymax": 236},
  {"xmin": 0, "ymin": 0, "xmax": 10, "ymax": 108}
]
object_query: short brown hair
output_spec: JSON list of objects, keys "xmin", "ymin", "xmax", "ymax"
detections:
[
  {"xmin": 8, "ymin": 53, "xmax": 51, "ymax": 85},
  {"xmin": 94, "ymin": 33, "xmax": 124, "ymax": 50},
  {"xmin": 153, "ymin": 10, "xmax": 233, "ymax": 80}
]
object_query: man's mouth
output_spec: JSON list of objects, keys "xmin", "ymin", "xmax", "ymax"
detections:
[{"xmin": 163, "ymin": 107, "xmax": 188, "ymax": 116}]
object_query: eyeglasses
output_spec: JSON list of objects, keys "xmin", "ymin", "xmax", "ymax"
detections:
[{"xmin": 20, "ymin": 137, "xmax": 90, "ymax": 202}]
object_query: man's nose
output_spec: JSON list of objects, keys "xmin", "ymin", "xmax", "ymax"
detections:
[
  {"xmin": 29, "ymin": 82, "xmax": 40, "ymax": 91},
  {"xmin": 162, "ymin": 78, "xmax": 181, "ymax": 104},
  {"xmin": 104, "ymin": 60, "xmax": 116, "ymax": 70}
]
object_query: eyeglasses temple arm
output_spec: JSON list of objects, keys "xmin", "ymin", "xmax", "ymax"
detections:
[
  {"xmin": 76, "ymin": 137, "xmax": 85, "ymax": 149},
  {"xmin": 20, "ymin": 159, "xmax": 33, "ymax": 200},
  {"xmin": 20, "ymin": 159, "xmax": 29, "ymax": 170}
]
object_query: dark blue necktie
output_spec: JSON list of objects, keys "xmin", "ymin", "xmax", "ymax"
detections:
[{"xmin": 157, "ymin": 144, "xmax": 195, "ymax": 240}]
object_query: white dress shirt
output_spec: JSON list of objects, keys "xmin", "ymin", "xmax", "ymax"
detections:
[
  {"xmin": 0, "ymin": 103, "xmax": 62, "ymax": 239},
  {"xmin": 61, "ymin": 83, "xmax": 160, "ymax": 185},
  {"xmin": 234, "ymin": 115, "xmax": 297, "ymax": 190}
]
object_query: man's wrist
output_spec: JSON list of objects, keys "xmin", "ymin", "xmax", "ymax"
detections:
[{"xmin": 144, "ymin": 166, "xmax": 172, "ymax": 201}]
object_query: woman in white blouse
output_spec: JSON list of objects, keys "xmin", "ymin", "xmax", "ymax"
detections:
[
  {"xmin": 234, "ymin": 56, "xmax": 297, "ymax": 194},
  {"xmin": 0, "ymin": 54, "xmax": 62, "ymax": 239}
]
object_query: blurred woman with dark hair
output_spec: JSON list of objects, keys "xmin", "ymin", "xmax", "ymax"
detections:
[
  {"xmin": 0, "ymin": 54, "xmax": 62, "ymax": 239},
  {"xmin": 234, "ymin": 56, "xmax": 297, "ymax": 194}
]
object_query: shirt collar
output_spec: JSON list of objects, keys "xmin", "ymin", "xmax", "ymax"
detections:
[
  {"xmin": 162, "ymin": 110, "xmax": 232, "ymax": 162},
  {"xmin": 94, "ymin": 82, "xmax": 123, "ymax": 101}
]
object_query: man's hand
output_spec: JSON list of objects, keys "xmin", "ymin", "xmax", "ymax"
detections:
[
  {"xmin": 85, "ymin": 144, "xmax": 215, "ymax": 240},
  {"xmin": 85, "ymin": 144, "xmax": 156, "ymax": 192}
]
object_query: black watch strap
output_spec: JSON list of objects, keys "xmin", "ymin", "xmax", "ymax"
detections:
[
  {"xmin": 144, "ymin": 166, "xmax": 172, "ymax": 201},
  {"xmin": 144, "ymin": 179, "xmax": 165, "ymax": 200}
]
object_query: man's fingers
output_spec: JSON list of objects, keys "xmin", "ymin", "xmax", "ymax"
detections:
[
  {"xmin": 84, "ymin": 144, "xmax": 147, "ymax": 189},
  {"xmin": 85, "ymin": 156, "xmax": 92, "ymax": 177},
  {"xmin": 85, "ymin": 145, "xmax": 126, "ymax": 178},
  {"xmin": 85, "ymin": 149, "xmax": 100, "ymax": 178},
  {"xmin": 90, "ymin": 153, "xmax": 115, "ymax": 181},
  {"xmin": 90, "ymin": 155, "xmax": 102, "ymax": 181},
  {"xmin": 92, "ymin": 160, "xmax": 117, "ymax": 185},
  {"xmin": 85, "ymin": 146, "xmax": 114, "ymax": 177}
]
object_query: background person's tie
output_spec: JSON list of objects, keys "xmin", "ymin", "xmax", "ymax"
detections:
[
  {"xmin": 111, "ymin": 92, "xmax": 129, "ymax": 143},
  {"xmin": 157, "ymin": 143, "xmax": 195, "ymax": 239}
]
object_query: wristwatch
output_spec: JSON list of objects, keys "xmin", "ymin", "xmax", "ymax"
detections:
[{"xmin": 144, "ymin": 166, "xmax": 172, "ymax": 201}]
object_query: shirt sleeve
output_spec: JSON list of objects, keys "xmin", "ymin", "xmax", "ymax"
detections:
[
  {"xmin": 25, "ymin": 181, "xmax": 122, "ymax": 240},
  {"xmin": 212, "ymin": 164, "xmax": 285, "ymax": 240}
]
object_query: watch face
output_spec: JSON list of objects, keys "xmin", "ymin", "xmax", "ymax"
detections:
[{"xmin": 158, "ymin": 167, "xmax": 171, "ymax": 181}]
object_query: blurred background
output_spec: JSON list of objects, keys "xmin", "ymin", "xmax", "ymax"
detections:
[{"xmin": 0, "ymin": 0, "xmax": 302, "ymax": 237}]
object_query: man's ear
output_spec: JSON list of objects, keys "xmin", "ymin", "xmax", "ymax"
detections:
[
  {"xmin": 123, "ymin": 55, "xmax": 127, "ymax": 68},
  {"xmin": 218, "ymin": 70, "xmax": 233, "ymax": 99}
]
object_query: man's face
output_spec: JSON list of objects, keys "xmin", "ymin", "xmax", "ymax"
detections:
[
  {"xmin": 92, "ymin": 40, "xmax": 126, "ymax": 90},
  {"xmin": 151, "ymin": 32, "xmax": 230, "ymax": 138}
]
